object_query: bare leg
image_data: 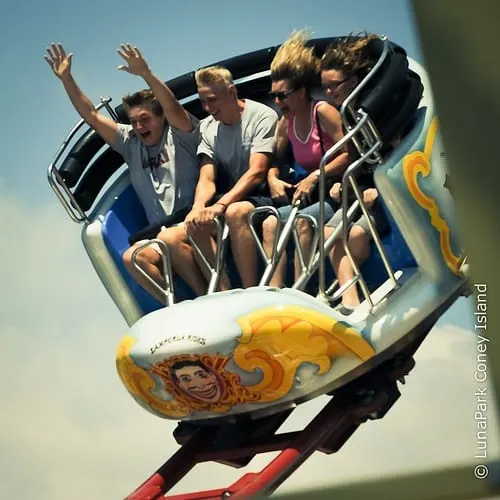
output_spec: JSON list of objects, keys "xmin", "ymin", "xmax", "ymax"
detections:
[
  {"xmin": 328, "ymin": 225, "xmax": 371, "ymax": 307},
  {"xmin": 123, "ymin": 244, "xmax": 168, "ymax": 304},
  {"xmin": 157, "ymin": 225, "xmax": 207, "ymax": 296},
  {"xmin": 262, "ymin": 215, "xmax": 287, "ymax": 287},
  {"xmin": 225, "ymin": 201, "xmax": 259, "ymax": 288}
]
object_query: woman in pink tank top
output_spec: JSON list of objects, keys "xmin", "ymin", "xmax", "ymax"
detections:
[
  {"xmin": 261, "ymin": 30, "xmax": 351, "ymax": 287},
  {"xmin": 287, "ymin": 99, "xmax": 334, "ymax": 173}
]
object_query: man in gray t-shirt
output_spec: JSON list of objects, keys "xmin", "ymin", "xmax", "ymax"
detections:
[
  {"xmin": 45, "ymin": 43, "xmax": 199, "ymax": 304},
  {"xmin": 111, "ymin": 118, "xmax": 199, "ymax": 224},
  {"xmin": 157, "ymin": 65, "xmax": 278, "ymax": 295}
]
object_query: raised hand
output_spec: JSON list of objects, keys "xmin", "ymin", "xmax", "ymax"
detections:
[
  {"xmin": 44, "ymin": 43, "xmax": 73, "ymax": 79},
  {"xmin": 117, "ymin": 44, "xmax": 150, "ymax": 77}
]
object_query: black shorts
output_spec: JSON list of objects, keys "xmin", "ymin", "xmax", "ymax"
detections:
[
  {"xmin": 213, "ymin": 193, "xmax": 275, "ymax": 209},
  {"xmin": 244, "ymin": 195, "xmax": 275, "ymax": 208},
  {"xmin": 128, "ymin": 206, "xmax": 190, "ymax": 245}
]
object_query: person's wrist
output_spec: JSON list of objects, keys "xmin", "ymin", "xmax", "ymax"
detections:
[
  {"xmin": 310, "ymin": 169, "xmax": 321, "ymax": 182},
  {"xmin": 60, "ymin": 72, "xmax": 72, "ymax": 83},
  {"xmin": 141, "ymin": 71, "xmax": 152, "ymax": 81},
  {"xmin": 215, "ymin": 202, "xmax": 227, "ymax": 212}
]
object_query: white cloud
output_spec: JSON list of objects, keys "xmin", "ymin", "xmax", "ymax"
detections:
[{"xmin": 0, "ymin": 191, "xmax": 498, "ymax": 499}]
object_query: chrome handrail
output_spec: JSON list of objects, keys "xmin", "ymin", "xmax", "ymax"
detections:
[
  {"xmin": 248, "ymin": 206, "xmax": 282, "ymax": 265},
  {"xmin": 131, "ymin": 238, "xmax": 175, "ymax": 307},
  {"xmin": 258, "ymin": 115, "xmax": 372, "ymax": 288},
  {"xmin": 257, "ymin": 201, "xmax": 301, "ymax": 286},
  {"xmin": 293, "ymin": 199, "xmax": 360, "ymax": 292},
  {"xmin": 187, "ymin": 216, "xmax": 229, "ymax": 294},
  {"xmin": 292, "ymin": 213, "xmax": 320, "ymax": 281},
  {"xmin": 317, "ymin": 113, "xmax": 372, "ymax": 293},
  {"xmin": 46, "ymin": 97, "xmax": 118, "ymax": 223}
]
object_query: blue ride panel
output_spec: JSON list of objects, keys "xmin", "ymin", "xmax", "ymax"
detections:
[
  {"xmin": 360, "ymin": 197, "xmax": 417, "ymax": 287},
  {"xmin": 101, "ymin": 185, "xmax": 196, "ymax": 316}
]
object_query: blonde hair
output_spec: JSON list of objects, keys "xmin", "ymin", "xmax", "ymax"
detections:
[
  {"xmin": 320, "ymin": 32, "xmax": 380, "ymax": 78},
  {"xmin": 195, "ymin": 65, "xmax": 234, "ymax": 89},
  {"xmin": 270, "ymin": 29, "xmax": 319, "ymax": 90}
]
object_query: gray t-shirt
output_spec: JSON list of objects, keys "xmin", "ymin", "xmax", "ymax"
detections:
[
  {"xmin": 111, "ymin": 116, "xmax": 200, "ymax": 224},
  {"xmin": 197, "ymin": 99, "xmax": 278, "ymax": 193}
]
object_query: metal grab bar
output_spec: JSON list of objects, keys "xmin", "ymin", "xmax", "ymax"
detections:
[
  {"xmin": 256, "ymin": 201, "xmax": 302, "ymax": 286},
  {"xmin": 257, "ymin": 114, "xmax": 372, "ymax": 288},
  {"xmin": 293, "ymin": 200, "xmax": 360, "ymax": 291},
  {"xmin": 131, "ymin": 238, "xmax": 175, "ymax": 307},
  {"xmin": 248, "ymin": 206, "xmax": 282, "ymax": 266},
  {"xmin": 292, "ymin": 213, "xmax": 320, "ymax": 282},
  {"xmin": 47, "ymin": 97, "xmax": 119, "ymax": 223},
  {"xmin": 187, "ymin": 216, "xmax": 229, "ymax": 294},
  {"xmin": 317, "ymin": 114, "xmax": 378, "ymax": 293}
]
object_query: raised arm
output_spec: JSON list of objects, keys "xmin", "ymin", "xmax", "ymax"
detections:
[
  {"xmin": 117, "ymin": 44, "xmax": 193, "ymax": 132},
  {"xmin": 44, "ymin": 43, "xmax": 119, "ymax": 145}
]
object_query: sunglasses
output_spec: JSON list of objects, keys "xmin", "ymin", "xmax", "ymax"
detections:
[
  {"xmin": 323, "ymin": 77, "xmax": 349, "ymax": 91},
  {"xmin": 268, "ymin": 89, "xmax": 296, "ymax": 100}
]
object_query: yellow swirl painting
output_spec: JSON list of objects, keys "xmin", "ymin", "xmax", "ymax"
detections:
[{"xmin": 402, "ymin": 116, "xmax": 461, "ymax": 274}]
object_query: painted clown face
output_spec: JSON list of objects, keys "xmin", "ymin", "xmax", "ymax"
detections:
[{"xmin": 173, "ymin": 363, "xmax": 222, "ymax": 403}]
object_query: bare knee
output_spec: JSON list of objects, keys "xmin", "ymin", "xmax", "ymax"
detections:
[
  {"xmin": 225, "ymin": 202, "xmax": 253, "ymax": 228},
  {"xmin": 262, "ymin": 215, "xmax": 279, "ymax": 242},
  {"xmin": 295, "ymin": 218, "xmax": 312, "ymax": 238},
  {"xmin": 158, "ymin": 225, "xmax": 188, "ymax": 248},
  {"xmin": 349, "ymin": 226, "xmax": 370, "ymax": 248},
  {"xmin": 123, "ymin": 244, "xmax": 161, "ymax": 270},
  {"xmin": 348, "ymin": 226, "xmax": 371, "ymax": 258}
]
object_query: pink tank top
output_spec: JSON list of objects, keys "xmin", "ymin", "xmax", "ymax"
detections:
[{"xmin": 287, "ymin": 100, "xmax": 335, "ymax": 172}]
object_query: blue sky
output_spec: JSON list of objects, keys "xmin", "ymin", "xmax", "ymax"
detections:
[{"xmin": 1, "ymin": 1, "xmax": 498, "ymax": 499}]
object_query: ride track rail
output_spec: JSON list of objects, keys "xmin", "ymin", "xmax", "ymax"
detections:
[{"xmin": 125, "ymin": 281, "xmax": 465, "ymax": 500}]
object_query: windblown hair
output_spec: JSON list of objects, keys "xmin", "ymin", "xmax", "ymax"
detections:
[
  {"xmin": 195, "ymin": 65, "xmax": 234, "ymax": 89},
  {"xmin": 122, "ymin": 89, "xmax": 163, "ymax": 116},
  {"xmin": 270, "ymin": 29, "xmax": 319, "ymax": 91},
  {"xmin": 320, "ymin": 32, "xmax": 380, "ymax": 79}
]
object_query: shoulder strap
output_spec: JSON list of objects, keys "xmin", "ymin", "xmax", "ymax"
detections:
[{"xmin": 315, "ymin": 103, "xmax": 325, "ymax": 156}]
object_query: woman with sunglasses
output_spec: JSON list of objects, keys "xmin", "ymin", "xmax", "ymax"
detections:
[
  {"xmin": 262, "ymin": 30, "xmax": 350, "ymax": 287},
  {"xmin": 320, "ymin": 33, "xmax": 391, "ymax": 315}
]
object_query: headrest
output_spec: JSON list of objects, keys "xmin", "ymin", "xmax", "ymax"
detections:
[
  {"xmin": 351, "ymin": 40, "xmax": 423, "ymax": 146},
  {"xmin": 356, "ymin": 41, "xmax": 409, "ymax": 123}
]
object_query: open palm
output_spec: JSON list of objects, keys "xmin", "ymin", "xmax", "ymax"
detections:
[
  {"xmin": 44, "ymin": 43, "xmax": 72, "ymax": 79},
  {"xmin": 117, "ymin": 44, "xmax": 149, "ymax": 76}
]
